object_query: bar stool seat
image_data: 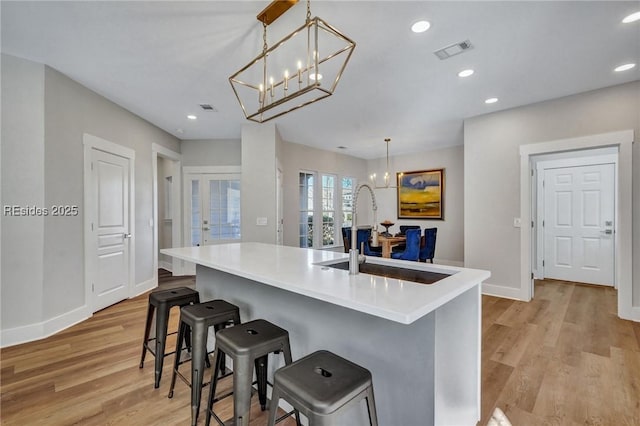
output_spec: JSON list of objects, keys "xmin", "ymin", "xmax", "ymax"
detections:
[
  {"xmin": 168, "ymin": 299, "xmax": 241, "ymax": 426},
  {"xmin": 139, "ymin": 286, "xmax": 200, "ymax": 388},
  {"xmin": 268, "ymin": 350, "xmax": 378, "ymax": 426},
  {"xmin": 205, "ymin": 319, "xmax": 299, "ymax": 426}
]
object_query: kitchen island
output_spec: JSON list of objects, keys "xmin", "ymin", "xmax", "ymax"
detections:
[{"xmin": 162, "ymin": 243, "xmax": 490, "ymax": 426}]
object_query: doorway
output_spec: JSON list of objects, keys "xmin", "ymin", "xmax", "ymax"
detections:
[
  {"xmin": 519, "ymin": 130, "xmax": 634, "ymax": 320},
  {"xmin": 83, "ymin": 134, "xmax": 135, "ymax": 313},
  {"xmin": 533, "ymin": 150, "xmax": 617, "ymax": 286},
  {"xmin": 152, "ymin": 144, "xmax": 182, "ymax": 280}
]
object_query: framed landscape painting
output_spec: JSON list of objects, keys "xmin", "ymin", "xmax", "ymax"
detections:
[{"xmin": 397, "ymin": 169, "xmax": 444, "ymax": 220}]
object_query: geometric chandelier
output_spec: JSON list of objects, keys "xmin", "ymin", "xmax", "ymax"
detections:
[{"xmin": 229, "ymin": 0, "xmax": 356, "ymax": 123}]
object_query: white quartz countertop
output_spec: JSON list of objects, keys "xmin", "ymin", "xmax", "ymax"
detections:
[{"xmin": 162, "ymin": 243, "xmax": 490, "ymax": 324}]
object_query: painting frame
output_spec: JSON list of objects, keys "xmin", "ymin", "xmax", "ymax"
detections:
[{"xmin": 397, "ymin": 168, "xmax": 445, "ymax": 220}]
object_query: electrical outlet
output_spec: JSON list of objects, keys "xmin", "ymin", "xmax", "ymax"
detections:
[{"xmin": 513, "ymin": 218, "xmax": 521, "ymax": 228}]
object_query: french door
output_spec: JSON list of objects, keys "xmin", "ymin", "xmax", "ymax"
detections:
[{"xmin": 184, "ymin": 172, "xmax": 241, "ymax": 273}]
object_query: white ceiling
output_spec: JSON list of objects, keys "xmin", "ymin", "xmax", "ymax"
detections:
[{"xmin": 2, "ymin": 1, "xmax": 638, "ymax": 159}]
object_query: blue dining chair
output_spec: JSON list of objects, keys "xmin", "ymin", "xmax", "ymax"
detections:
[
  {"xmin": 419, "ymin": 228, "xmax": 437, "ymax": 263},
  {"xmin": 356, "ymin": 229, "xmax": 383, "ymax": 257},
  {"xmin": 390, "ymin": 228, "xmax": 420, "ymax": 261},
  {"xmin": 391, "ymin": 225, "xmax": 421, "ymax": 253}
]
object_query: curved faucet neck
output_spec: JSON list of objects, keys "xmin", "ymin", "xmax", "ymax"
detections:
[{"xmin": 351, "ymin": 184, "xmax": 378, "ymax": 247}]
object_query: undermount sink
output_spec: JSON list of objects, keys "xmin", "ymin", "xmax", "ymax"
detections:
[{"xmin": 319, "ymin": 259, "xmax": 452, "ymax": 285}]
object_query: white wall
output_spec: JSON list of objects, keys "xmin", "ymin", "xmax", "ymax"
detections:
[
  {"xmin": 464, "ymin": 81, "xmax": 639, "ymax": 306},
  {"xmin": 368, "ymin": 145, "xmax": 464, "ymax": 265},
  {"xmin": 1, "ymin": 54, "xmax": 181, "ymax": 345},
  {"xmin": 1, "ymin": 54, "xmax": 45, "ymax": 331},
  {"xmin": 278, "ymin": 140, "xmax": 368, "ymax": 248}
]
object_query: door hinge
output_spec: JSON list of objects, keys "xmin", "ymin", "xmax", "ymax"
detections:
[
  {"xmin": 531, "ymin": 221, "xmax": 534, "ymax": 228},
  {"xmin": 531, "ymin": 169, "xmax": 534, "ymax": 177},
  {"xmin": 91, "ymin": 223, "xmax": 94, "ymax": 231},
  {"xmin": 542, "ymin": 220, "xmax": 545, "ymax": 227},
  {"xmin": 92, "ymin": 283, "xmax": 94, "ymax": 292},
  {"xmin": 91, "ymin": 162, "xmax": 94, "ymax": 171},
  {"xmin": 531, "ymin": 272, "xmax": 534, "ymax": 279},
  {"xmin": 542, "ymin": 260, "xmax": 545, "ymax": 267}
]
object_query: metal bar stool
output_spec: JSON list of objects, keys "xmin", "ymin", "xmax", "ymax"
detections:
[
  {"xmin": 167, "ymin": 299, "xmax": 241, "ymax": 426},
  {"xmin": 267, "ymin": 350, "xmax": 378, "ymax": 426},
  {"xmin": 139, "ymin": 286, "xmax": 200, "ymax": 388},
  {"xmin": 205, "ymin": 319, "xmax": 300, "ymax": 426}
]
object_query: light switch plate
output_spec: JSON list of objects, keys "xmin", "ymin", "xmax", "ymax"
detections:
[
  {"xmin": 256, "ymin": 217, "xmax": 268, "ymax": 226},
  {"xmin": 513, "ymin": 218, "xmax": 521, "ymax": 228}
]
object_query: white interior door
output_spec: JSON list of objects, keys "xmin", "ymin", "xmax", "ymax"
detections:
[
  {"xmin": 543, "ymin": 163, "xmax": 615, "ymax": 285},
  {"xmin": 91, "ymin": 149, "xmax": 131, "ymax": 311}
]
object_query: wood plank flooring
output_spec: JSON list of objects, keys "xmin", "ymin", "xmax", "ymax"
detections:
[
  {"xmin": 1, "ymin": 275, "xmax": 639, "ymax": 425},
  {"xmin": 481, "ymin": 279, "xmax": 640, "ymax": 426}
]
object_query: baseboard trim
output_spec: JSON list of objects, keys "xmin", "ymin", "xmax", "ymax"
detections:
[
  {"xmin": 132, "ymin": 277, "xmax": 156, "ymax": 298},
  {"xmin": 1, "ymin": 305, "xmax": 91, "ymax": 348},
  {"xmin": 434, "ymin": 258, "xmax": 464, "ymax": 267},
  {"xmin": 159, "ymin": 261, "xmax": 173, "ymax": 273},
  {"xmin": 482, "ymin": 282, "xmax": 528, "ymax": 301},
  {"xmin": 622, "ymin": 306, "xmax": 640, "ymax": 323}
]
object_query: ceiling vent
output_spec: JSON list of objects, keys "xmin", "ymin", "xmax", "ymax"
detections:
[
  {"xmin": 434, "ymin": 40, "xmax": 473, "ymax": 60},
  {"xmin": 199, "ymin": 104, "xmax": 218, "ymax": 112}
]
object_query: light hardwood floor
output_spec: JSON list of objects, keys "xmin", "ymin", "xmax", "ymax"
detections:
[
  {"xmin": 1, "ymin": 275, "xmax": 639, "ymax": 425},
  {"xmin": 481, "ymin": 279, "xmax": 640, "ymax": 426}
]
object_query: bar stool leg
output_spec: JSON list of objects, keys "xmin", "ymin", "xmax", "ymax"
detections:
[
  {"xmin": 168, "ymin": 321, "xmax": 187, "ymax": 399},
  {"xmin": 366, "ymin": 387, "xmax": 378, "ymax": 426},
  {"xmin": 205, "ymin": 349, "xmax": 225, "ymax": 426},
  {"xmin": 233, "ymin": 355, "xmax": 254, "ymax": 426},
  {"xmin": 266, "ymin": 385, "xmax": 281, "ymax": 426},
  {"xmin": 254, "ymin": 355, "xmax": 268, "ymax": 410},
  {"xmin": 190, "ymin": 324, "xmax": 208, "ymax": 426},
  {"xmin": 153, "ymin": 304, "xmax": 170, "ymax": 388},
  {"xmin": 139, "ymin": 303, "xmax": 155, "ymax": 368}
]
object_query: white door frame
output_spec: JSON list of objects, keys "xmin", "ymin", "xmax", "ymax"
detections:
[
  {"xmin": 83, "ymin": 133, "xmax": 136, "ymax": 311},
  {"xmin": 535, "ymin": 153, "xmax": 618, "ymax": 284},
  {"xmin": 519, "ymin": 130, "xmax": 635, "ymax": 321},
  {"xmin": 152, "ymin": 143, "xmax": 183, "ymax": 280}
]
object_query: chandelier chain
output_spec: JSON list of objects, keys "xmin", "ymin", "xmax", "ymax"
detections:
[
  {"xmin": 306, "ymin": 0, "xmax": 311, "ymax": 22},
  {"xmin": 262, "ymin": 22, "xmax": 268, "ymax": 53}
]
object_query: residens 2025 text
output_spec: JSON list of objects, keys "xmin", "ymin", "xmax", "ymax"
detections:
[{"xmin": 3, "ymin": 205, "xmax": 79, "ymax": 216}]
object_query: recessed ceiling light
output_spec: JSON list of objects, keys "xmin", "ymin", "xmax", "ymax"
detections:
[
  {"xmin": 337, "ymin": 146, "xmax": 348, "ymax": 150},
  {"xmin": 622, "ymin": 11, "xmax": 640, "ymax": 23},
  {"xmin": 458, "ymin": 69, "xmax": 474, "ymax": 77},
  {"xmin": 187, "ymin": 115, "xmax": 197, "ymax": 120},
  {"xmin": 309, "ymin": 73, "xmax": 323, "ymax": 81},
  {"xmin": 614, "ymin": 63, "xmax": 636, "ymax": 72},
  {"xmin": 411, "ymin": 21, "xmax": 431, "ymax": 33},
  {"xmin": 176, "ymin": 128, "xmax": 184, "ymax": 134},
  {"xmin": 485, "ymin": 97, "xmax": 498, "ymax": 104}
]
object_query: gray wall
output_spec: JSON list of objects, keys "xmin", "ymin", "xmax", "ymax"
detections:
[
  {"xmin": 368, "ymin": 145, "xmax": 464, "ymax": 265},
  {"xmin": 241, "ymin": 124, "xmax": 278, "ymax": 243},
  {"xmin": 1, "ymin": 53, "xmax": 181, "ymax": 337},
  {"xmin": 464, "ymin": 81, "xmax": 639, "ymax": 305},
  {"xmin": 180, "ymin": 139, "xmax": 241, "ymax": 167},
  {"xmin": 1, "ymin": 54, "xmax": 45, "ymax": 329}
]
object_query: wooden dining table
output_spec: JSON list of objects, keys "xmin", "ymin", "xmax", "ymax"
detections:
[{"xmin": 375, "ymin": 235, "xmax": 406, "ymax": 258}]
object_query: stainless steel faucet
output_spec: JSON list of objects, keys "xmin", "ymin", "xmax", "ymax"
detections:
[{"xmin": 349, "ymin": 183, "xmax": 378, "ymax": 275}]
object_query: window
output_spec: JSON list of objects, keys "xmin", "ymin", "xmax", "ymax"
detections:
[
  {"xmin": 321, "ymin": 175, "xmax": 336, "ymax": 246},
  {"xmin": 299, "ymin": 172, "xmax": 314, "ymax": 248},
  {"xmin": 299, "ymin": 172, "xmax": 355, "ymax": 249},
  {"xmin": 341, "ymin": 177, "xmax": 354, "ymax": 227}
]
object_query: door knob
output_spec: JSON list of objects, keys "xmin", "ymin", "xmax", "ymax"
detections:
[{"xmin": 124, "ymin": 233, "xmax": 132, "ymax": 239}]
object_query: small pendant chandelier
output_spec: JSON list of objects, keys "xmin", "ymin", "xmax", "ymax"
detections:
[
  {"xmin": 229, "ymin": 0, "xmax": 356, "ymax": 123},
  {"xmin": 370, "ymin": 138, "xmax": 400, "ymax": 189}
]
